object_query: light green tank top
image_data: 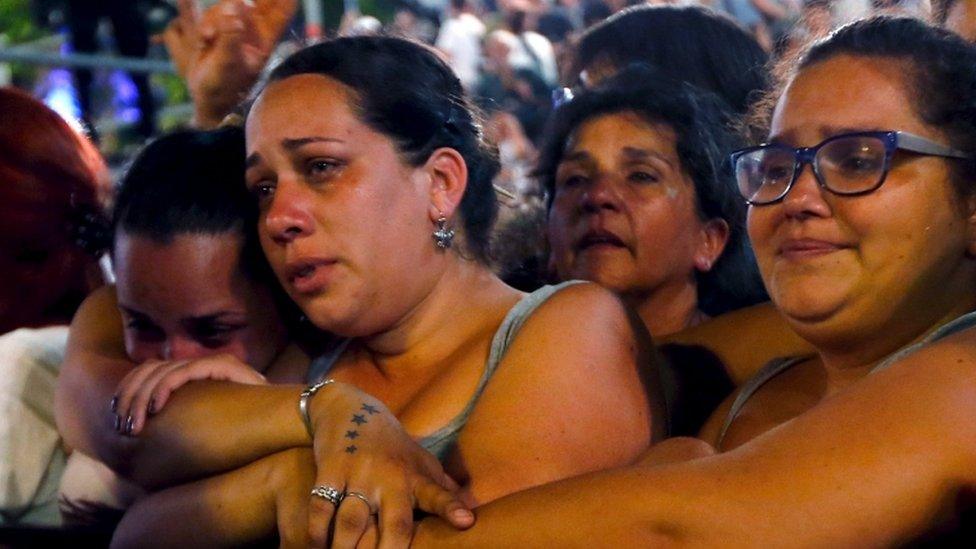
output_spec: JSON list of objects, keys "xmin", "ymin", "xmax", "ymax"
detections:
[{"xmin": 306, "ymin": 281, "xmax": 587, "ymax": 460}]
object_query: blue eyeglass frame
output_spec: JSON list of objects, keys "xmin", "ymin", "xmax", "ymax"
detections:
[{"xmin": 729, "ymin": 130, "xmax": 973, "ymax": 206}]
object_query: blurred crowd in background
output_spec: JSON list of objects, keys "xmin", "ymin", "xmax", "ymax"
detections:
[{"xmin": 2, "ymin": 0, "xmax": 965, "ymax": 284}]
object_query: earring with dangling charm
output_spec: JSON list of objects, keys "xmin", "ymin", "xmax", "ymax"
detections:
[{"xmin": 432, "ymin": 213, "xmax": 455, "ymax": 249}]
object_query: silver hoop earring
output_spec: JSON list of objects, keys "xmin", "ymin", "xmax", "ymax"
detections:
[{"xmin": 432, "ymin": 215, "xmax": 455, "ymax": 249}]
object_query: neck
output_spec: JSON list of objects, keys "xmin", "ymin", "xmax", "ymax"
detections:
[
  {"xmin": 358, "ymin": 256, "xmax": 517, "ymax": 381},
  {"xmin": 629, "ymin": 278, "xmax": 705, "ymax": 338},
  {"xmin": 812, "ymin": 294, "xmax": 976, "ymax": 390}
]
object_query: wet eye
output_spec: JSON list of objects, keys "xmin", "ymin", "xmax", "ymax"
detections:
[
  {"xmin": 192, "ymin": 323, "xmax": 246, "ymax": 348},
  {"xmin": 558, "ymin": 174, "xmax": 588, "ymax": 188},
  {"xmin": 759, "ymin": 163, "xmax": 792, "ymax": 182},
  {"xmin": 838, "ymin": 154, "xmax": 882, "ymax": 174},
  {"xmin": 125, "ymin": 319, "xmax": 165, "ymax": 342},
  {"xmin": 307, "ymin": 159, "xmax": 343, "ymax": 181},
  {"xmin": 248, "ymin": 181, "xmax": 276, "ymax": 206},
  {"xmin": 628, "ymin": 170, "xmax": 659, "ymax": 184}
]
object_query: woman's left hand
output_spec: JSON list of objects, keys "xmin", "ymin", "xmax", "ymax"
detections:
[
  {"xmin": 112, "ymin": 353, "xmax": 267, "ymax": 436},
  {"xmin": 302, "ymin": 383, "xmax": 475, "ymax": 548}
]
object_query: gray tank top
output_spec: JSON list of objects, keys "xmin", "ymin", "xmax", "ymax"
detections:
[
  {"xmin": 305, "ymin": 280, "xmax": 587, "ymax": 461},
  {"xmin": 717, "ymin": 310, "xmax": 976, "ymax": 447}
]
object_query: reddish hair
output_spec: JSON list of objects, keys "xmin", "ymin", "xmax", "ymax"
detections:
[{"xmin": 0, "ymin": 86, "xmax": 110, "ymax": 214}]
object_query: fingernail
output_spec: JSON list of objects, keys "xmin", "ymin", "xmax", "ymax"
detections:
[
  {"xmin": 450, "ymin": 508, "xmax": 473, "ymax": 521},
  {"xmin": 113, "ymin": 414, "xmax": 121, "ymax": 432},
  {"xmin": 110, "ymin": 396, "xmax": 118, "ymax": 412},
  {"xmin": 125, "ymin": 415, "xmax": 134, "ymax": 435},
  {"xmin": 147, "ymin": 398, "xmax": 156, "ymax": 415}
]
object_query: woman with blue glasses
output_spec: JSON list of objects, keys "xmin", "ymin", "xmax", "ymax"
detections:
[{"xmin": 397, "ymin": 16, "xmax": 976, "ymax": 545}]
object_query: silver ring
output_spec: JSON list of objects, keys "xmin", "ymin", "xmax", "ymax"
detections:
[
  {"xmin": 343, "ymin": 491, "xmax": 377, "ymax": 514},
  {"xmin": 310, "ymin": 485, "xmax": 343, "ymax": 506}
]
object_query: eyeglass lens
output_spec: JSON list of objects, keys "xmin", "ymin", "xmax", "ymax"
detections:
[{"xmin": 736, "ymin": 135, "xmax": 889, "ymax": 204}]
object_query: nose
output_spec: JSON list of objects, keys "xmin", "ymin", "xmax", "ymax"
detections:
[
  {"xmin": 580, "ymin": 174, "xmax": 623, "ymax": 214},
  {"xmin": 264, "ymin": 180, "xmax": 315, "ymax": 245},
  {"xmin": 163, "ymin": 336, "xmax": 209, "ymax": 361},
  {"xmin": 780, "ymin": 163, "xmax": 831, "ymax": 220}
]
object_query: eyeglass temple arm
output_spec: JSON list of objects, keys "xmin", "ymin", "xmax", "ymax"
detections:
[{"xmin": 896, "ymin": 132, "xmax": 973, "ymax": 160}]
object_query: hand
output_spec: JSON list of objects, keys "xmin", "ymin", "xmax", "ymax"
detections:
[
  {"xmin": 112, "ymin": 353, "xmax": 267, "ymax": 436},
  {"xmin": 160, "ymin": 0, "xmax": 298, "ymax": 128},
  {"xmin": 303, "ymin": 383, "xmax": 475, "ymax": 548}
]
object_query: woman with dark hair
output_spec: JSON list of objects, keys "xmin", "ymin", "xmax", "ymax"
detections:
[
  {"xmin": 407, "ymin": 17, "xmax": 976, "ymax": 545},
  {"xmin": 539, "ymin": 68, "xmax": 767, "ymax": 328},
  {"xmin": 55, "ymin": 127, "xmax": 308, "ymax": 526},
  {"xmin": 0, "ymin": 87, "xmax": 110, "ymax": 526},
  {"xmin": 537, "ymin": 70, "xmax": 769, "ymax": 435},
  {"xmin": 108, "ymin": 35, "xmax": 660, "ymax": 547},
  {"xmin": 573, "ymin": 4, "xmax": 770, "ymax": 117}
]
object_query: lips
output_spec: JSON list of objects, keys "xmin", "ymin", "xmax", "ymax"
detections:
[
  {"xmin": 575, "ymin": 229, "xmax": 628, "ymax": 252},
  {"xmin": 284, "ymin": 258, "xmax": 337, "ymax": 294},
  {"xmin": 777, "ymin": 238, "xmax": 850, "ymax": 259}
]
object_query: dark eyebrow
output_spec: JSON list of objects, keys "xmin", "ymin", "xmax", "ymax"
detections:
[
  {"xmin": 118, "ymin": 305, "xmax": 148, "ymax": 318},
  {"xmin": 282, "ymin": 136, "xmax": 345, "ymax": 150},
  {"xmin": 186, "ymin": 312, "xmax": 244, "ymax": 323},
  {"xmin": 245, "ymin": 137, "xmax": 345, "ymax": 170},
  {"xmin": 559, "ymin": 150, "xmax": 592, "ymax": 164},
  {"xmin": 769, "ymin": 125, "xmax": 887, "ymax": 145},
  {"xmin": 245, "ymin": 152, "xmax": 262, "ymax": 170}
]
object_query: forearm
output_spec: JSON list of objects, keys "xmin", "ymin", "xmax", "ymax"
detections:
[
  {"xmin": 122, "ymin": 381, "xmax": 311, "ymax": 488},
  {"xmin": 414, "ymin": 467, "xmax": 668, "ymax": 548},
  {"xmin": 110, "ymin": 449, "xmax": 305, "ymax": 548}
]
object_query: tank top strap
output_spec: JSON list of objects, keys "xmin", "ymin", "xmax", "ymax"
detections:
[
  {"xmin": 872, "ymin": 310, "xmax": 976, "ymax": 373},
  {"xmin": 716, "ymin": 355, "xmax": 809, "ymax": 448},
  {"xmin": 419, "ymin": 280, "xmax": 589, "ymax": 459},
  {"xmin": 306, "ymin": 338, "xmax": 351, "ymax": 384}
]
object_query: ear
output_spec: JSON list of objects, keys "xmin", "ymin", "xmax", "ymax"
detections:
[
  {"xmin": 422, "ymin": 147, "xmax": 468, "ymax": 223},
  {"xmin": 693, "ymin": 218, "xmax": 730, "ymax": 273}
]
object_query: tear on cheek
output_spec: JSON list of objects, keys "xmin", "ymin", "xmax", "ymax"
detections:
[{"xmin": 665, "ymin": 186, "xmax": 679, "ymax": 200}]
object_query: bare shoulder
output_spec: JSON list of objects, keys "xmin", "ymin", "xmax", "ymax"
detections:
[
  {"xmin": 869, "ymin": 327, "xmax": 976, "ymax": 459},
  {"xmin": 515, "ymin": 282, "xmax": 636, "ymax": 343},
  {"xmin": 662, "ymin": 301, "xmax": 813, "ymax": 385},
  {"xmin": 453, "ymin": 281, "xmax": 659, "ymax": 502},
  {"xmin": 67, "ymin": 284, "xmax": 124, "ymax": 355}
]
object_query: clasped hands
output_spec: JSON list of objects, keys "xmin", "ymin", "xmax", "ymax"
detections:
[{"xmin": 111, "ymin": 354, "xmax": 475, "ymax": 547}]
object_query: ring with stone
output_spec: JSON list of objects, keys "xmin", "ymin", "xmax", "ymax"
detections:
[{"xmin": 310, "ymin": 485, "xmax": 343, "ymax": 506}]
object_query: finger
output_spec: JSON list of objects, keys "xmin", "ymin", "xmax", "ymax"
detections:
[
  {"xmin": 413, "ymin": 480, "xmax": 474, "ymax": 530},
  {"xmin": 127, "ymin": 360, "xmax": 189, "ymax": 435},
  {"xmin": 114, "ymin": 362, "xmax": 168, "ymax": 434},
  {"xmin": 150, "ymin": 355, "xmax": 265, "ymax": 412},
  {"xmin": 417, "ymin": 452, "xmax": 460, "ymax": 492},
  {"xmin": 357, "ymin": 518, "xmax": 379, "ymax": 549},
  {"xmin": 331, "ymin": 494, "xmax": 373, "ymax": 549},
  {"xmin": 307, "ymin": 478, "xmax": 345, "ymax": 548},
  {"xmin": 178, "ymin": 0, "xmax": 199, "ymax": 25},
  {"xmin": 375, "ymin": 489, "xmax": 414, "ymax": 549}
]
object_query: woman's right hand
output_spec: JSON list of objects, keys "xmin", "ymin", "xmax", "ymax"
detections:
[
  {"xmin": 112, "ymin": 353, "xmax": 267, "ymax": 437},
  {"xmin": 304, "ymin": 383, "xmax": 475, "ymax": 548}
]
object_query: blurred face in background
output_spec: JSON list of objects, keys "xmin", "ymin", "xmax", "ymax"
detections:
[
  {"xmin": 947, "ymin": 0, "xmax": 976, "ymax": 42},
  {"xmin": 547, "ymin": 111, "xmax": 727, "ymax": 328},
  {"xmin": 0, "ymin": 172, "xmax": 91, "ymax": 334}
]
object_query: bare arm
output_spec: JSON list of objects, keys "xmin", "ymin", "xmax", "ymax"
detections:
[
  {"xmin": 660, "ymin": 301, "xmax": 813, "ymax": 386},
  {"xmin": 55, "ymin": 286, "xmax": 313, "ymax": 488},
  {"xmin": 111, "ymin": 448, "xmax": 313, "ymax": 549},
  {"xmin": 450, "ymin": 282, "xmax": 662, "ymax": 505},
  {"xmin": 414, "ymin": 331, "xmax": 976, "ymax": 547}
]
